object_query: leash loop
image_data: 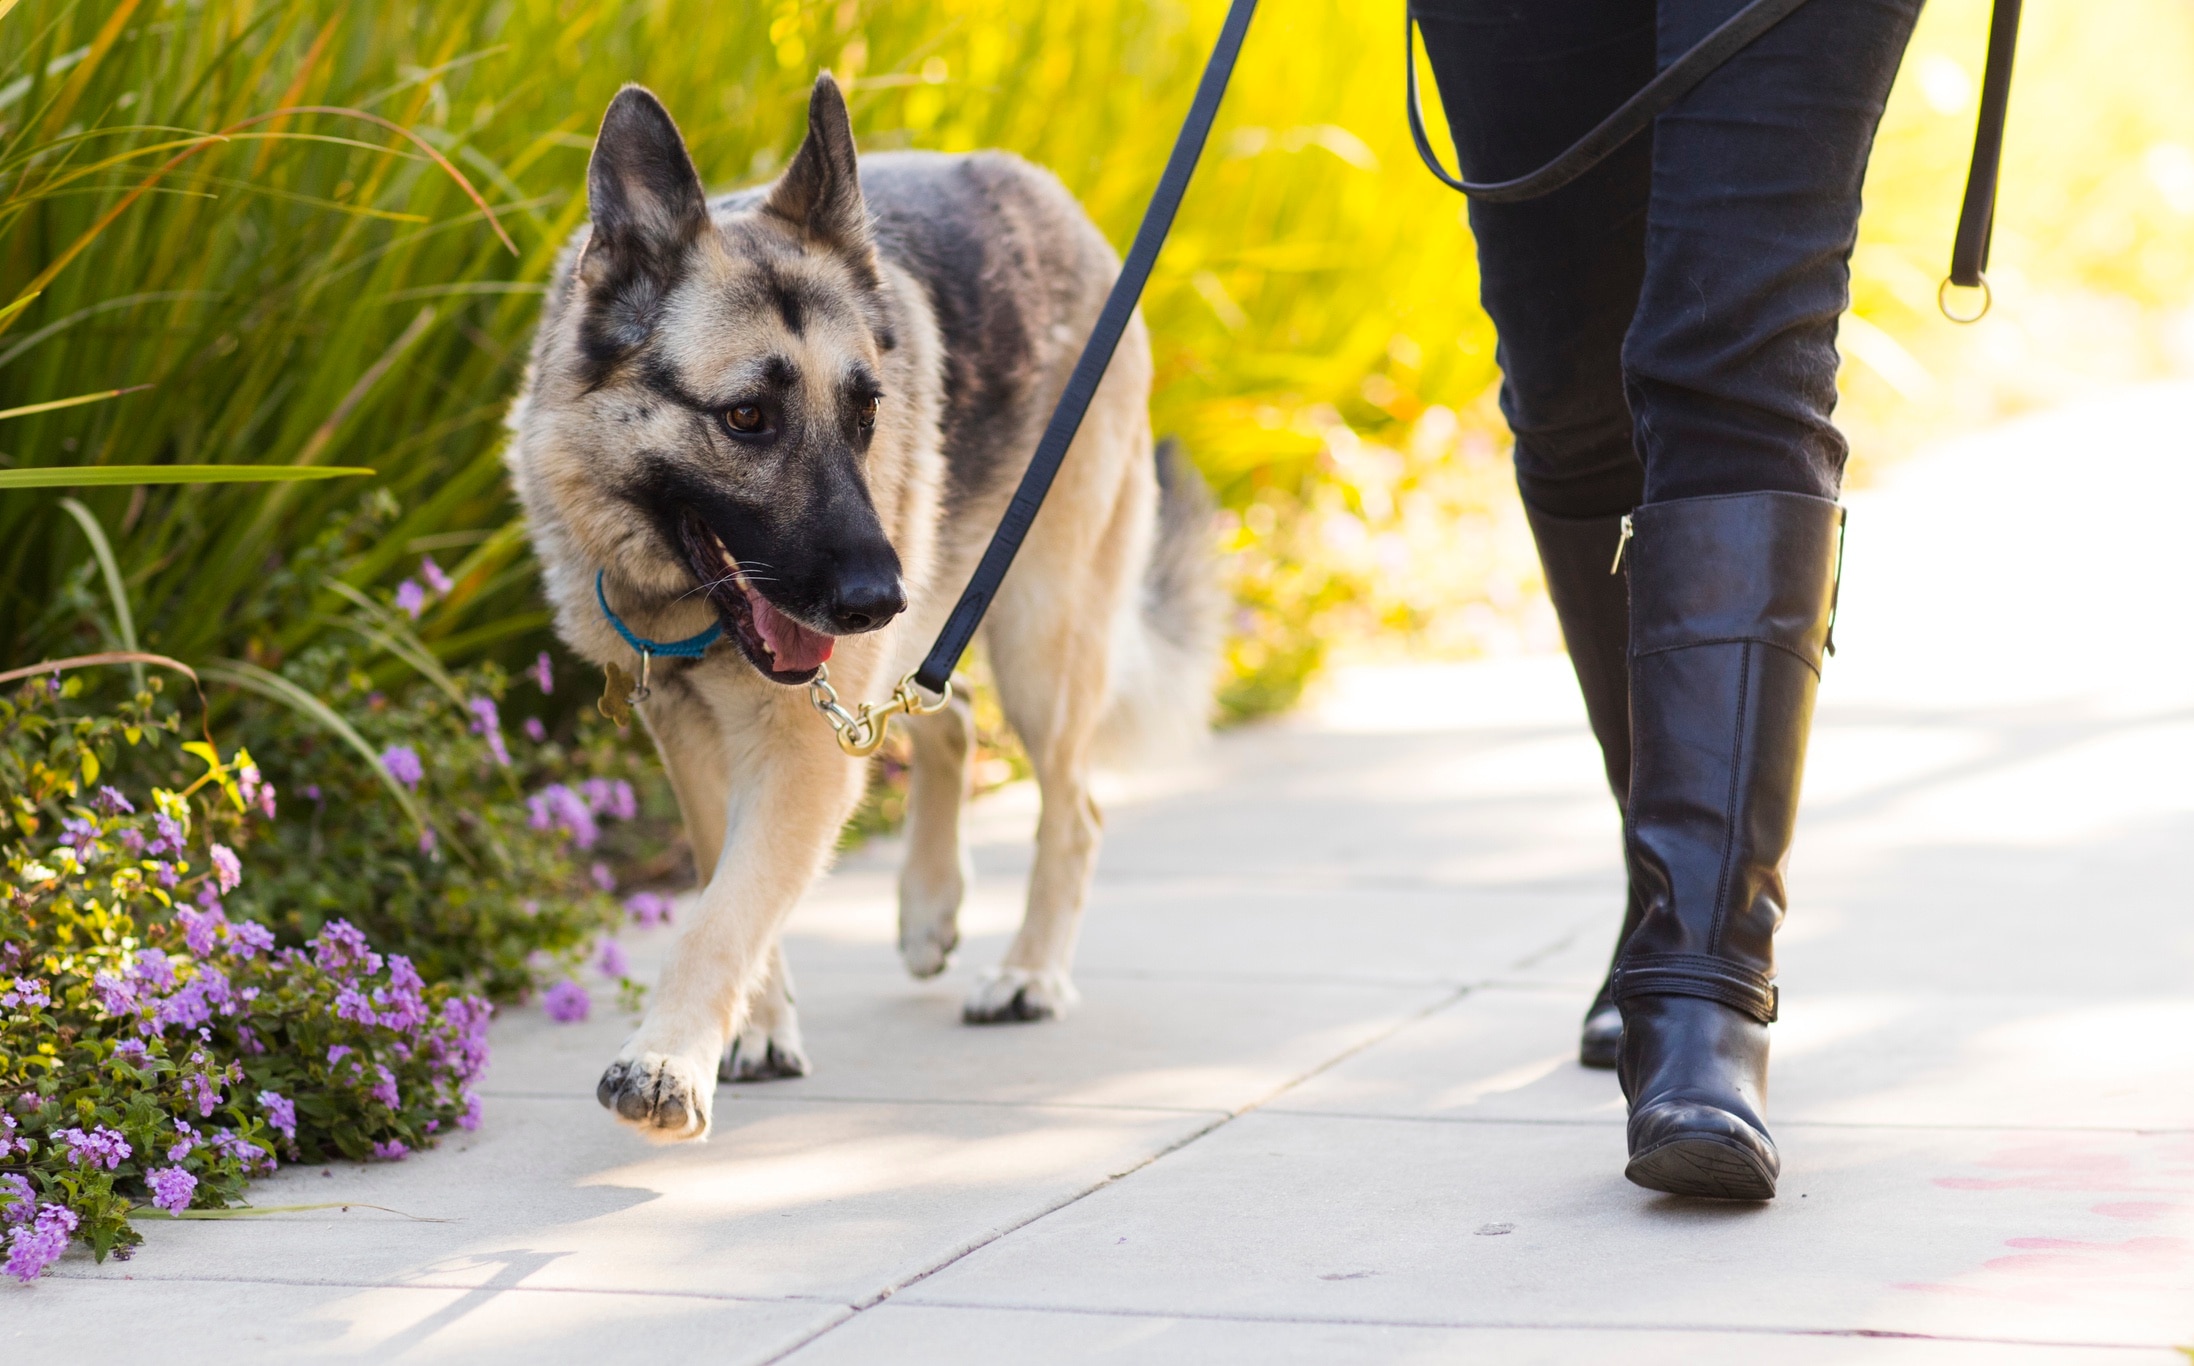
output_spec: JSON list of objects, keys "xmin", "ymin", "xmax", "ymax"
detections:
[
  {"xmin": 808, "ymin": 665, "xmax": 954, "ymax": 758},
  {"xmin": 1937, "ymin": 275, "xmax": 1992, "ymax": 324}
]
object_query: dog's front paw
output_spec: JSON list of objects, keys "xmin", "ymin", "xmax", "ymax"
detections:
[
  {"xmin": 963, "ymin": 967, "xmax": 1079, "ymax": 1024},
  {"xmin": 596, "ymin": 1052, "xmax": 713, "ymax": 1141},
  {"xmin": 719, "ymin": 1025, "xmax": 810, "ymax": 1083}
]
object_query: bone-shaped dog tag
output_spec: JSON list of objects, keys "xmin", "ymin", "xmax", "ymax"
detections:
[{"xmin": 599, "ymin": 663, "xmax": 635, "ymax": 726}]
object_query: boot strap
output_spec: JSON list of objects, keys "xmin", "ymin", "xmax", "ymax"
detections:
[{"xmin": 1613, "ymin": 953, "xmax": 1779, "ymax": 1024}]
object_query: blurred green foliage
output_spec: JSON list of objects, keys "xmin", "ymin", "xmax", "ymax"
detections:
[{"xmin": 3, "ymin": 0, "xmax": 2192, "ymax": 717}]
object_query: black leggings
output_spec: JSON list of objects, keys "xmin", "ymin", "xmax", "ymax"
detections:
[{"xmin": 1414, "ymin": 0, "xmax": 1924, "ymax": 518}]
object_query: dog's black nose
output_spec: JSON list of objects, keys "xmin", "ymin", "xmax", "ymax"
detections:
[{"xmin": 829, "ymin": 572, "xmax": 906, "ymax": 634}]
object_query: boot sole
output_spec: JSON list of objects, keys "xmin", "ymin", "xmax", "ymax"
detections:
[{"xmin": 1626, "ymin": 1136, "xmax": 1777, "ymax": 1201}]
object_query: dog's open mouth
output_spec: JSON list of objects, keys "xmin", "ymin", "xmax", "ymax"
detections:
[{"xmin": 679, "ymin": 515, "xmax": 834, "ymax": 685}]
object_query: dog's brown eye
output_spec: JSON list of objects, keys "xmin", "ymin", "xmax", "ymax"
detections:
[
  {"xmin": 858, "ymin": 396, "xmax": 880, "ymax": 431},
  {"xmin": 724, "ymin": 404, "xmax": 765, "ymax": 434}
]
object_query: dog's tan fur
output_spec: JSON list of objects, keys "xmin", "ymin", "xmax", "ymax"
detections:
[{"xmin": 505, "ymin": 78, "xmax": 1212, "ymax": 1140}]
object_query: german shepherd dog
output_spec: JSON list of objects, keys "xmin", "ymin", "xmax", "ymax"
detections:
[{"xmin": 506, "ymin": 77, "xmax": 1215, "ymax": 1141}]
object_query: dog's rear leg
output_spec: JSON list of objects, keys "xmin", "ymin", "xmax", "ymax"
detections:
[
  {"xmin": 898, "ymin": 689, "xmax": 974, "ymax": 978},
  {"xmin": 963, "ymin": 621, "xmax": 1105, "ymax": 1024},
  {"xmin": 721, "ymin": 941, "xmax": 809, "ymax": 1081}
]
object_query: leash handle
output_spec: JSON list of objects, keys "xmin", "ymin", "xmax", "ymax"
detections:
[
  {"xmin": 913, "ymin": 0, "xmax": 1259, "ymax": 696},
  {"xmin": 1404, "ymin": 0, "xmax": 1817, "ymax": 205},
  {"xmin": 1944, "ymin": 0, "xmax": 2022, "ymax": 316}
]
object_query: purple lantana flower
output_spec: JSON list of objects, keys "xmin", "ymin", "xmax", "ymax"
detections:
[
  {"xmin": 597, "ymin": 939, "xmax": 628, "ymax": 978},
  {"xmin": 237, "ymin": 761, "xmax": 276, "ymax": 819},
  {"xmin": 312, "ymin": 920, "xmax": 381, "ymax": 977},
  {"xmin": 230, "ymin": 921, "xmax": 274, "ymax": 959},
  {"xmin": 93, "ymin": 785, "xmax": 134, "ymax": 815},
  {"xmin": 147, "ymin": 1166, "xmax": 196, "ymax": 1214},
  {"xmin": 533, "ymin": 651, "xmax": 555, "ymax": 693},
  {"xmin": 522, "ymin": 716, "xmax": 547, "ymax": 743},
  {"xmin": 624, "ymin": 892, "xmax": 674, "ymax": 928},
  {"xmin": 149, "ymin": 812, "xmax": 186, "ymax": 858},
  {"xmin": 394, "ymin": 579, "xmax": 426, "ymax": 618},
  {"xmin": 209, "ymin": 842, "xmax": 242, "ymax": 894},
  {"xmin": 260, "ymin": 1090, "xmax": 297, "ymax": 1139},
  {"xmin": 467, "ymin": 697, "xmax": 511, "ymax": 767},
  {"xmin": 541, "ymin": 980, "xmax": 590, "ymax": 1023},
  {"xmin": 370, "ymin": 1139, "xmax": 409, "ymax": 1161},
  {"xmin": 54, "ymin": 1126, "xmax": 130, "ymax": 1169},
  {"xmin": 176, "ymin": 905, "xmax": 227, "ymax": 956},
  {"xmin": 526, "ymin": 784, "xmax": 599, "ymax": 848},
  {"xmin": 4, "ymin": 1203, "xmax": 77, "ymax": 1282},
  {"xmin": 380, "ymin": 745, "xmax": 424, "ymax": 789},
  {"xmin": 420, "ymin": 556, "xmax": 454, "ymax": 595},
  {"xmin": 185, "ymin": 1069, "xmax": 223, "ymax": 1117},
  {"xmin": 0, "ymin": 1173, "xmax": 31, "ymax": 1220}
]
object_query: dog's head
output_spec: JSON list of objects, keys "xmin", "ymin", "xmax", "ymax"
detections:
[{"xmin": 533, "ymin": 76, "xmax": 904, "ymax": 685}]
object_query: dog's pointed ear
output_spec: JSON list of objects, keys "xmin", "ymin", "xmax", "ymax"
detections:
[
  {"xmin": 580, "ymin": 86, "xmax": 709, "ymax": 290},
  {"xmin": 764, "ymin": 74, "xmax": 873, "ymax": 267}
]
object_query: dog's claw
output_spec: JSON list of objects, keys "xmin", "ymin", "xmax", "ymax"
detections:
[
  {"xmin": 595, "ymin": 1061, "xmax": 628, "ymax": 1110},
  {"xmin": 720, "ymin": 1034, "xmax": 810, "ymax": 1083}
]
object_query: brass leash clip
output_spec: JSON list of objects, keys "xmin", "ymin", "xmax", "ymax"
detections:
[{"xmin": 807, "ymin": 665, "xmax": 954, "ymax": 757}]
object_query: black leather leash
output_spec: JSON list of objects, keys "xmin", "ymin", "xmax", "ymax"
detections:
[
  {"xmin": 1946, "ymin": 0, "xmax": 2022, "ymax": 314},
  {"xmin": 880, "ymin": 0, "xmax": 2020, "ymax": 722},
  {"xmin": 908, "ymin": 0, "xmax": 1259, "ymax": 697},
  {"xmin": 1406, "ymin": 0, "xmax": 2020, "ymax": 318}
]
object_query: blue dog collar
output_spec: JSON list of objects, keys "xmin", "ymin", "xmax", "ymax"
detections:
[{"xmin": 595, "ymin": 570, "xmax": 721, "ymax": 659}]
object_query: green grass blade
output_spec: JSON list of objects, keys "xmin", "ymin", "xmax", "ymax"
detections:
[
  {"xmin": 0, "ymin": 383, "xmax": 150, "ymax": 421},
  {"xmin": 57, "ymin": 495, "xmax": 141, "ymax": 691},
  {"xmin": 0, "ymin": 465, "xmax": 374, "ymax": 488}
]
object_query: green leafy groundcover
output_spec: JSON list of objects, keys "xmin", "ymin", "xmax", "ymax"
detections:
[{"xmin": 0, "ymin": 654, "xmax": 651, "ymax": 1281}]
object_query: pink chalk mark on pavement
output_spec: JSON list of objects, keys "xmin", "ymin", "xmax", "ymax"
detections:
[
  {"xmin": 1896, "ymin": 1136, "xmax": 2194, "ymax": 1309},
  {"xmin": 2092, "ymin": 1201, "xmax": 2176, "ymax": 1221}
]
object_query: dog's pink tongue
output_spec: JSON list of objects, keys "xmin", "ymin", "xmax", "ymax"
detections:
[{"xmin": 745, "ymin": 586, "xmax": 834, "ymax": 672}]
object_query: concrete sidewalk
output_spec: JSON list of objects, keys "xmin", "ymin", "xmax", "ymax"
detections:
[{"xmin": 10, "ymin": 386, "xmax": 2193, "ymax": 1362}]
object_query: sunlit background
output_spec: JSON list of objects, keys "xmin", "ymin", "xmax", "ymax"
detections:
[{"xmin": 3, "ymin": 0, "xmax": 2191, "ymax": 717}]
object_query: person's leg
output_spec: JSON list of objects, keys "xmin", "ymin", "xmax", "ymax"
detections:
[
  {"xmin": 1626, "ymin": 0, "xmax": 1925, "ymax": 500},
  {"xmin": 1414, "ymin": 0, "xmax": 1655, "ymax": 1065},
  {"xmin": 1614, "ymin": 0, "xmax": 1923, "ymax": 1199},
  {"xmin": 1414, "ymin": 0, "xmax": 1654, "ymax": 520}
]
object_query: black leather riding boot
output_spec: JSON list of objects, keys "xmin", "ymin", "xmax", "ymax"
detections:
[
  {"xmin": 1614, "ymin": 490, "xmax": 1841, "ymax": 1200},
  {"xmin": 1524, "ymin": 507, "xmax": 1644, "ymax": 1069}
]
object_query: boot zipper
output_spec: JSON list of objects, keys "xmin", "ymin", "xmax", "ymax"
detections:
[
  {"xmin": 1609, "ymin": 514, "xmax": 1633, "ymax": 573},
  {"xmin": 1825, "ymin": 505, "xmax": 1847, "ymax": 657}
]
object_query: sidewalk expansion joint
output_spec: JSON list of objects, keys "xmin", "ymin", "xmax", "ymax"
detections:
[
  {"xmin": 870, "ymin": 1298, "xmax": 2184, "ymax": 1353},
  {"xmin": 1249, "ymin": 1107, "xmax": 2194, "ymax": 1135},
  {"xmin": 755, "ymin": 980, "xmax": 1485, "ymax": 1364}
]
